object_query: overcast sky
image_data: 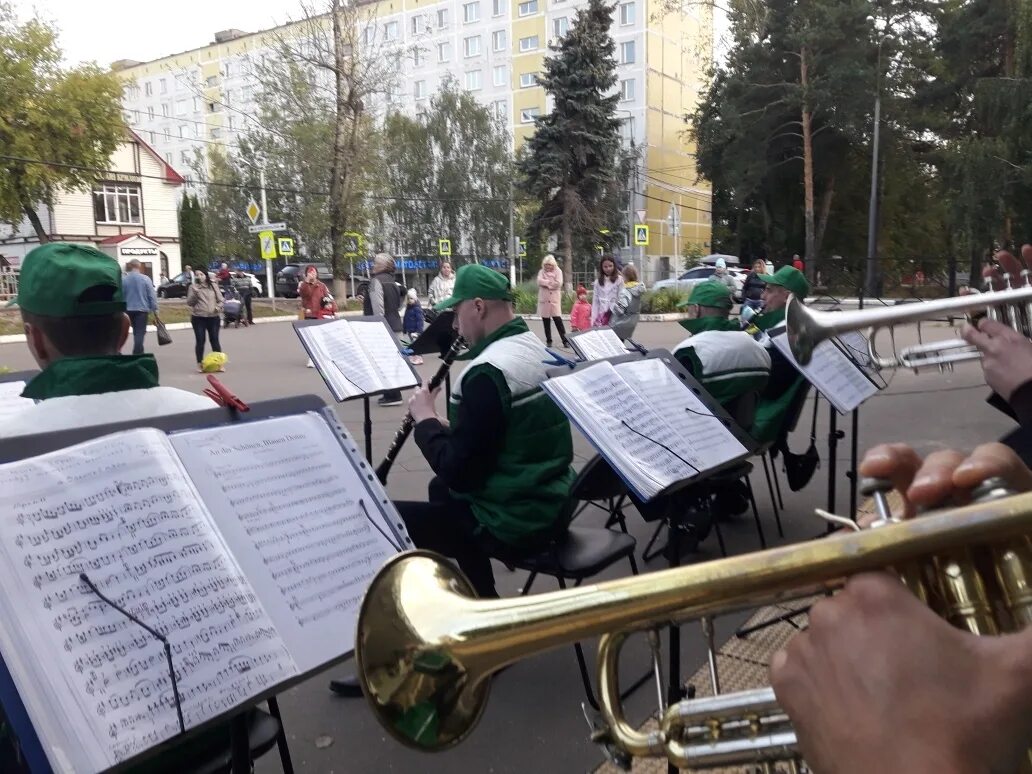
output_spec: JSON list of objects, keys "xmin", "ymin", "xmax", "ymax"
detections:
[
  {"xmin": 17, "ymin": 0, "xmax": 727, "ymax": 69},
  {"xmin": 14, "ymin": 0, "xmax": 295, "ymax": 66}
]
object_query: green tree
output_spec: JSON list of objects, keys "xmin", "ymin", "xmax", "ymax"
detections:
[
  {"xmin": 0, "ymin": 3, "xmax": 125, "ymax": 241},
  {"xmin": 194, "ymin": 147, "xmax": 255, "ymax": 260},
  {"xmin": 178, "ymin": 194, "xmax": 208, "ymax": 262},
  {"xmin": 518, "ymin": 0, "xmax": 624, "ymax": 290}
]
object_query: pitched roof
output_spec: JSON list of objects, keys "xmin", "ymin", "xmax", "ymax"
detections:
[
  {"xmin": 127, "ymin": 128, "xmax": 186, "ymax": 184},
  {"xmin": 98, "ymin": 233, "xmax": 161, "ymax": 246}
]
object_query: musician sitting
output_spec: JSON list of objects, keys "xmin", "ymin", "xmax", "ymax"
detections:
[
  {"xmin": 749, "ymin": 265, "xmax": 809, "ymax": 331},
  {"xmin": 398, "ymin": 264, "xmax": 576, "ymax": 596}
]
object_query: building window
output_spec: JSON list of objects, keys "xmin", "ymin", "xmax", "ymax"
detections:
[
  {"xmin": 519, "ymin": 72, "xmax": 537, "ymax": 88},
  {"xmin": 492, "ymin": 99, "xmax": 507, "ymax": 119},
  {"xmin": 211, "ymin": 128, "xmax": 222, "ymax": 139},
  {"xmin": 149, "ymin": 131, "xmax": 156, "ymax": 144},
  {"xmin": 493, "ymin": 0, "xmax": 504, "ymax": 15},
  {"xmin": 414, "ymin": 47, "xmax": 424, "ymax": 66},
  {"xmin": 206, "ymin": 75, "xmax": 218, "ymax": 87},
  {"xmin": 364, "ymin": 25, "xmax": 376, "ymax": 44},
  {"xmin": 147, "ymin": 106, "xmax": 155, "ymax": 120},
  {"xmin": 414, "ymin": 79, "xmax": 427, "ymax": 99},
  {"xmin": 175, "ymin": 100, "xmax": 186, "ymax": 116},
  {"xmin": 144, "ymin": 82, "xmax": 153, "ymax": 97},
  {"xmin": 620, "ymin": 40, "xmax": 635, "ymax": 64},
  {"xmin": 228, "ymin": 115, "xmax": 235, "ymax": 130},
  {"xmin": 411, "ymin": 14, "xmax": 423, "ymax": 33},
  {"xmin": 180, "ymin": 150, "xmax": 190, "ymax": 164},
  {"xmin": 384, "ymin": 21, "xmax": 399, "ymax": 41},
  {"xmin": 620, "ymin": 78, "xmax": 635, "ymax": 101},
  {"xmin": 519, "ymin": 35, "xmax": 539, "ymax": 52},
  {"xmin": 492, "ymin": 29, "xmax": 506, "ymax": 51},
  {"xmin": 161, "ymin": 103, "xmax": 169, "ymax": 117},
  {"xmin": 223, "ymin": 62, "xmax": 232, "ymax": 77},
  {"xmin": 463, "ymin": 2, "xmax": 479, "ymax": 23},
  {"xmin": 620, "ymin": 116, "xmax": 635, "ymax": 144},
  {"xmin": 159, "ymin": 78, "xmax": 167, "ymax": 94},
  {"xmin": 92, "ymin": 184, "xmax": 143, "ymax": 225},
  {"xmin": 193, "ymin": 97, "xmax": 199, "ymax": 112},
  {"xmin": 464, "ymin": 35, "xmax": 481, "ymax": 57},
  {"xmin": 518, "ymin": 0, "xmax": 538, "ymax": 16},
  {"xmin": 438, "ymin": 41, "xmax": 451, "ymax": 62},
  {"xmin": 437, "ymin": 8, "xmax": 449, "ymax": 27},
  {"xmin": 619, "ymin": 2, "xmax": 635, "ymax": 25},
  {"xmin": 164, "ymin": 153, "xmax": 173, "ymax": 164},
  {"xmin": 553, "ymin": 17, "xmax": 568, "ymax": 38},
  {"xmin": 520, "ymin": 107, "xmax": 540, "ymax": 123},
  {"xmin": 179, "ymin": 125, "xmax": 186, "ymax": 138},
  {"xmin": 493, "ymin": 64, "xmax": 507, "ymax": 86},
  {"xmin": 465, "ymin": 70, "xmax": 482, "ymax": 90}
]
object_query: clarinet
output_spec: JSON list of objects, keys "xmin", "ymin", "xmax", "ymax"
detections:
[{"xmin": 375, "ymin": 335, "xmax": 466, "ymax": 485}]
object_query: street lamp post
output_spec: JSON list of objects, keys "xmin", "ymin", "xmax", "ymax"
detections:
[{"xmin": 864, "ymin": 23, "xmax": 889, "ymax": 301}]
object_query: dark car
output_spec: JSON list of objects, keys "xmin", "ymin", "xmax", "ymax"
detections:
[
  {"xmin": 275, "ymin": 263, "xmax": 334, "ymax": 298},
  {"xmin": 157, "ymin": 271, "xmax": 193, "ymax": 299}
]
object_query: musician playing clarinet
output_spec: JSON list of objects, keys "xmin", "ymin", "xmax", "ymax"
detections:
[{"xmin": 398, "ymin": 263, "xmax": 576, "ymax": 590}]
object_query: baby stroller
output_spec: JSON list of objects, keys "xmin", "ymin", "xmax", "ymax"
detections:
[{"xmin": 222, "ymin": 286, "xmax": 245, "ymax": 328}]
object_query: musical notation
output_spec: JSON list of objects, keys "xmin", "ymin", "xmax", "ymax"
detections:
[
  {"xmin": 0, "ymin": 430, "xmax": 297, "ymax": 769},
  {"xmin": 170, "ymin": 412, "xmax": 404, "ymax": 671}
]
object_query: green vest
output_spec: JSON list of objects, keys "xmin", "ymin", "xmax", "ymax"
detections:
[
  {"xmin": 449, "ymin": 318, "xmax": 575, "ymax": 545},
  {"xmin": 22, "ymin": 355, "xmax": 160, "ymax": 400},
  {"xmin": 677, "ymin": 316, "xmax": 740, "ymax": 334},
  {"xmin": 672, "ymin": 332, "xmax": 771, "ymax": 409},
  {"xmin": 752, "ymin": 307, "xmax": 786, "ymax": 331},
  {"xmin": 751, "ymin": 376, "xmax": 806, "ymax": 445}
]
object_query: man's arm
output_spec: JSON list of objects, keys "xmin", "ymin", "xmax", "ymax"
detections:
[
  {"xmin": 413, "ymin": 372, "xmax": 507, "ymax": 492},
  {"xmin": 146, "ymin": 276, "xmax": 158, "ymax": 312}
]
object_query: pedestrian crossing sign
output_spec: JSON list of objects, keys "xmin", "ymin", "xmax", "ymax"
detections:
[
  {"xmin": 278, "ymin": 237, "xmax": 295, "ymax": 256},
  {"xmin": 439, "ymin": 239, "xmax": 452, "ymax": 256},
  {"xmin": 634, "ymin": 224, "xmax": 649, "ymax": 246},
  {"xmin": 343, "ymin": 232, "xmax": 363, "ymax": 257},
  {"xmin": 258, "ymin": 230, "xmax": 277, "ymax": 260},
  {"xmin": 518, "ymin": 239, "xmax": 527, "ymax": 257}
]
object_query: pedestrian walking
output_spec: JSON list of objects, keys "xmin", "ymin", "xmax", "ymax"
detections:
[
  {"xmin": 185, "ymin": 269, "xmax": 224, "ymax": 372},
  {"xmin": 122, "ymin": 259, "xmax": 158, "ymax": 355},
  {"xmin": 537, "ymin": 254, "xmax": 570, "ymax": 348}
]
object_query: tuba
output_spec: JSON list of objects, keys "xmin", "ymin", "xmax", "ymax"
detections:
[{"xmin": 354, "ymin": 478, "xmax": 1032, "ymax": 769}]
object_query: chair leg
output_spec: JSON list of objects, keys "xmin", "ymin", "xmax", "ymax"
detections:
[
  {"xmin": 267, "ymin": 696, "xmax": 295, "ymax": 774},
  {"xmin": 557, "ymin": 575, "xmax": 600, "ymax": 710},
  {"xmin": 770, "ymin": 456, "xmax": 786, "ymax": 510},
  {"xmin": 642, "ymin": 520, "xmax": 668, "ymax": 562},
  {"xmin": 521, "ymin": 571, "xmax": 539, "ymax": 596},
  {"xmin": 761, "ymin": 454, "xmax": 785, "ymax": 538},
  {"xmin": 744, "ymin": 476, "xmax": 767, "ymax": 549},
  {"xmin": 712, "ymin": 517, "xmax": 728, "ymax": 558}
]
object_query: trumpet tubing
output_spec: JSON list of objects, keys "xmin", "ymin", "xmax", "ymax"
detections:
[
  {"xmin": 355, "ymin": 488, "xmax": 1032, "ymax": 768},
  {"xmin": 785, "ymin": 283, "xmax": 1032, "ymax": 368}
]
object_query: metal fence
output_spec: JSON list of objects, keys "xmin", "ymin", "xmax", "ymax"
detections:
[{"xmin": 0, "ymin": 270, "xmax": 17, "ymax": 303}]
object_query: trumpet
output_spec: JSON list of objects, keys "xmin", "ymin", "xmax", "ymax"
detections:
[
  {"xmin": 355, "ymin": 479, "xmax": 1032, "ymax": 769},
  {"xmin": 785, "ymin": 283, "xmax": 1032, "ymax": 368}
]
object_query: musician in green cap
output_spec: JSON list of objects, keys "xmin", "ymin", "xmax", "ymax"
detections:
[
  {"xmin": 749, "ymin": 265, "xmax": 810, "ymax": 331},
  {"xmin": 405, "ymin": 263, "xmax": 575, "ymax": 590},
  {"xmin": 676, "ymin": 282, "xmax": 740, "ymax": 335},
  {"xmin": 0, "ymin": 243, "xmax": 213, "ymax": 438}
]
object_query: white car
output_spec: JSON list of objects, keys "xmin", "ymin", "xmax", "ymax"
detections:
[{"xmin": 652, "ymin": 264, "xmax": 747, "ymax": 301}]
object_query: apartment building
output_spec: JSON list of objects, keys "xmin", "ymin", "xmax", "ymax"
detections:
[{"xmin": 115, "ymin": 0, "xmax": 712, "ymax": 281}]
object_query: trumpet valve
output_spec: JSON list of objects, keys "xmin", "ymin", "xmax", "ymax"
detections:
[{"xmin": 859, "ymin": 477, "xmax": 897, "ymax": 527}]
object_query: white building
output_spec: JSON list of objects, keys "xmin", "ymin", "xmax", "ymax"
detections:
[{"xmin": 0, "ymin": 131, "xmax": 186, "ymax": 280}]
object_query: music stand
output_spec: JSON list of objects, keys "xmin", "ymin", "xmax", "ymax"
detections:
[
  {"xmin": 0, "ymin": 395, "xmax": 387, "ymax": 774},
  {"xmin": 405, "ymin": 310, "xmax": 459, "ymax": 403}
]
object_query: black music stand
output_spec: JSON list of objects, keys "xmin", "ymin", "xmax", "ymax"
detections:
[
  {"xmin": 295, "ymin": 316, "xmax": 422, "ymax": 464},
  {"xmin": 405, "ymin": 310, "xmax": 458, "ymax": 403},
  {"xmin": 0, "ymin": 395, "xmax": 387, "ymax": 774}
]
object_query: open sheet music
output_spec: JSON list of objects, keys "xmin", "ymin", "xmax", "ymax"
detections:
[
  {"xmin": 0, "ymin": 381, "xmax": 33, "ymax": 422},
  {"xmin": 543, "ymin": 357, "xmax": 749, "ymax": 500},
  {"xmin": 568, "ymin": 328, "xmax": 628, "ymax": 361},
  {"xmin": 296, "ymin": 318, "xmax": 418, "ymax": 400},
  {"xmin": 0, "ymin": 412, "xmax": 407, "ymax": 772},
  {"xmin": 770, "ymin": 331, "xmax": 879, "ymax": 413}
]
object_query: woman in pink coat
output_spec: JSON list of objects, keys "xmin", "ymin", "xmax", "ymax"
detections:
[{"xmin": 536, "ymin": 254, "xmax": 570, "ymax": 348}]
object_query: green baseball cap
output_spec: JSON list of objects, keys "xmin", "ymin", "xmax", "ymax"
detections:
[
  {"xmin": 434, "ymin": 263, "xmax": 513, "ymax": 311},
  {"xmin": 677, "ymin": 281, "xmax": 732, "ymax": 310},
  {"xmin": 10, "ymin": 243, "xmax": 126, "ymax": 317},
  {"xmin": 762, "ymin": 266, "xmax": 810, "ymax": 299}
]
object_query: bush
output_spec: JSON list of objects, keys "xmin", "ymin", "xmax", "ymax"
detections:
[{"xmin": 641, "ymin": 287, "xmax": 689, "ymax": 313}]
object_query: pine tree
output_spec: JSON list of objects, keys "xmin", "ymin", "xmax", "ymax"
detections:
[
  {"xmin": 178, "ymin": 194, "xmax": 208, "ymax": 263},
  {"xmin": 517, "ymin": 0, "xmax": 623, "ymax": 290}
]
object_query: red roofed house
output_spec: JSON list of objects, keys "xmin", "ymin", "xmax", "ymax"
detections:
[{"xmin": 0, "ymin": 130, "xmax": 185, "ymax": 281}]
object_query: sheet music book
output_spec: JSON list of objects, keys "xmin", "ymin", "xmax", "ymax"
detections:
[
  {"xmin": 568, "ymin": 329, "xmax": 628, "ymax": 361},
  {"xmin": 0, "ymin": 411, "xmax": 408, "ymax": 773},
  {"xmin": 295, "ymin": 317, "xmax": 419, "ymax": 401},
  {"xmin": 770, "ymin": 331, "xmax": 879, "ymax": 413},
  {"xmin": 543, "ymin": 357, "xmax": 750, "ymax": 501},
  {"xmin": 0, "ymin": 381, "xmax": 33, "ymax": 422}
]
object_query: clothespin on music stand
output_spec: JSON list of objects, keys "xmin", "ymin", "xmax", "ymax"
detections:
[
  {"xmin": 203, "ymin": 375, "xmax": 250, "ymax": 414},
  {"xmin": 543, "ymin": 349, "xmax": 579, "ymax": 369},
  {"xmin": 625, "ymin": 339, "xmax": 648, "ymax": 356}
]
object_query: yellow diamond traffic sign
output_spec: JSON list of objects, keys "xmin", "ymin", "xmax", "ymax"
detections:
[
  {"xmin": 246, "ymin": 199, "xmax": 260, "ymax": 224},
  {"xmin": 259, "ymin": 230, "xmax": 277, "ymax": 260}
]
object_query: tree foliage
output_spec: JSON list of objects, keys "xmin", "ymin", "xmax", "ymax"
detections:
[
  {"xmin": 178, "ymin": 193, "xmax": 208, "ymax": 262},
  {"xmin": 518, "ymin": 0, "xmax": 625, "ymax": 289},
  {"xmin": 0, "ymin": 3, "xmax": 125, "ymax": 241}
]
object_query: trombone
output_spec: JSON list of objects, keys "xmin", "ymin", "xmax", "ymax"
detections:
[
  {"xmin": 354, "ymin": 479, "xmax": 1032, "ymax": 770},
  {"xmin": 785, "ymin": 283, "xmax": 1032, "ymax": 368}
]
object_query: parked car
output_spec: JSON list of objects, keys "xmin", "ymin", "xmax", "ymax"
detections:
[
  {"xmin": 158, "ymin": 271, "xmax": 262, "ymax": 298},
  {"xmin": 275, "ymin": 263, "xmax": 334, "ymax": 298},
  {"xmin": 652, "ymin": 264, "xmax": 748, "ymax": 301}
]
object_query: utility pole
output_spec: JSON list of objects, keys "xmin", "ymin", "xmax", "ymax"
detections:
[
  {"xmin": 508, "ymin": 184, "xmax": 517, "ymax": 288},
  {"xmin": 259, "ymin": 168, "xmax": 276, "ymax": 311},
  {"xmin": 865, "ymin": 35, "xmax": 885, "ymax": 299}
]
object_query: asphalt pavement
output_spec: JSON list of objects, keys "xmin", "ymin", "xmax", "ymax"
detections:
[{"xmin": 0, "ymin": 317, "xmax": 1016, "ymax": 774}]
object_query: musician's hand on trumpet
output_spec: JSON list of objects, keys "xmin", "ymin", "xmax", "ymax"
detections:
[{"xmin": 771, "ymin": 443, "xmax": 1032, "ymax": 774}]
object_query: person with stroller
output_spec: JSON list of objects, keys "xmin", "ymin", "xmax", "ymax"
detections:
[
  {"xmin": 231, "ymin": 271, "xmax": 254, "ymax": 325},
  {"xmin": 403, "ymin": 288, "xmax": 426, "ymax": 365},
  {"xmin": 222, "ymin": 284, "xmax": 245, "ymax": 328}
]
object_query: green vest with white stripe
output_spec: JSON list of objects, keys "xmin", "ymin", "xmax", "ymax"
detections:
[
  {"xmin": 449, "ymin": 318, "xmax": 575, "ymax": 545},
  {"xmin": 673, "ymin": 331, "xmax": 772, "ymax": 408}
]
